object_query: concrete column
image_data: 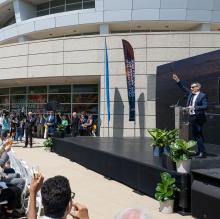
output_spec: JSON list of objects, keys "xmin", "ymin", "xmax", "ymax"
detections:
[
  {"xmin": 17, "ymin": 35, "xmax": 28, "ymax": 43},
  {"xmin": 100, "ymin": 23, "xmax": 109, "ymax": 34},
  {"xmin": 195, "ymin": 23, "xmax": 211, "ymax": 31},
  {"xmin": 13, "ymin": 0, "xmax": 21, "ymax": 22},
  {"xmin": 13, "ymin": 0, "xmax": 36, "ymax": 23}
]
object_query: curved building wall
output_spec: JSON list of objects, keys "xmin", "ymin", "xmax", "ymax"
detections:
[
  {"xmin": 0, "ymin": 32, "xmax": 219, "ymax": 136},
  {"xmin": 0, "ymin": 0, "xmax": 220, "ymax": 44}
]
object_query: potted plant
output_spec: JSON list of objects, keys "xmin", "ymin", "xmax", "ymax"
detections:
[
  {"xmin": 148, "ymin": 128, "xmax": 178, "ymax": 157},
  {"xmin": 55, "ymin": 124, "xmax": 65, "ymax": 138},
  {"xmin": 169, "ymin": 139, "xmax": 196, "ymax": 173},
  {"xmin": 155, "ymin": 172, "xmax": 180, "ymax": 214},
  {"xmin": 164, "ymin": 129, "xmax": 179, "ymax": 152},
  {"xmin": 43, "ymin": 137, "xmax": 53, "ymax": 151},
  {"xmin": 161, "ymin": 129, "xmax": 179, "ymax": 170}
]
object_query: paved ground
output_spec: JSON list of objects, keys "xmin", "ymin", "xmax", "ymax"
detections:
[{"xmin": 13, "ymin": 139, "xmax": 193, "ymax": 219}]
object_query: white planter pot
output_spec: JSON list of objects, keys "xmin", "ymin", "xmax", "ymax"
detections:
[
  {"xmin": 159, "ymin": 200, "xmax": 174, "ymax": 214},
  {"xmin": 176, "ymin": 159, "xmax": 191, "ymax": 173}
]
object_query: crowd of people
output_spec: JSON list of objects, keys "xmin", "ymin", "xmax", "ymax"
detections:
[
  {"xmin": 0, "ymin": 112, "xmax": 149, "ymax": 219},
  {"xmin": 0, "ymin": 134, "xmax": 26, "ymax": 218},
  {"xmin": 0, "ymin": 136, "xmax": 148, "ymax": 219},
  {"xmin": 0, "ymin": 109, "xmax": 97, "ymax": 148},
  {"xmin": 0, "ymin": 109, "xmax": 97, "ymax": 217},
  {"xmin": 0, "ymin": 131, "xmax": 90, "ymax": 219}
]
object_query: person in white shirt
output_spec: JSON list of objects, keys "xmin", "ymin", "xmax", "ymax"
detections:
[{"xmin": 28, "ymin": 174, "xmax": 89, "ymax": 219}]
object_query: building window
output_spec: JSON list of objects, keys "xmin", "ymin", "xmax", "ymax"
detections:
[
  {"xmin": 66, "ymin": 2, "xmax": 82, "ymax": 11},
  {"xmin": 49, "ymin": 85, "xmax": 71, "ymax": 93},
  {"xmin": 0, "ymin": 96, "xmax": 9, "ymax": 104},
  {"xmin": 0, "ymin": 84, "xmax": 98, "ymax": 117},
  {"xmin": 28, "ymin": 86, "xmax": 47, "ymax": 94},
  {"xmin": 37, "ymin": 9, "xmax": 50, "ymax": 16},
  {"xmin": 0, "ymin": 88, "xmax": 9, "ymax": 95},
  {"xmin": 37, "ymin": 0, "xmax": 95, "ymax": 17},
  {"xmin": 50, "ymin": 0, "xmax": 64, "ymax": 7},
  {"xmin": 11, "ymin": 87, "xmax": 26, "ymax": 95},
  {"xmin": 50, "ymin": 5, "xmax": 65, "ymax": 14},
  {"xmin": 83, "ymin": 0, "xmax": 95, "ymax": 9}
]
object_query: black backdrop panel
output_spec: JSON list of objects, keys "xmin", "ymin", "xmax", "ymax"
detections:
[
  {"xmin": 53, "ymin": 137, "xmax": 192, "ymax": 212},
  {"xmin": 192, "ymin": 169, "xmax": 220, "ymax": 219},
  {"xmin": 156, "ymin": 49, "xmax": 220, "ymax": 145}
]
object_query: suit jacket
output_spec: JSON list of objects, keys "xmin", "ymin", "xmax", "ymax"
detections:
[
  {"xmin": 46, "ymin": 115, "xmax": 56, "ymax": 126},
  {"xmin": 71, "ymin": 117, "xmax": 79, "ymax": 130},
  {"xmin": 36, "ymin": 116, "xmax": 45, "ymax": 126},
  {"xmin": 25, "ymin": 116, "xmax": 36, "ymax": 130},
  {"xmin": 177, "ymin": 81, "xmax": 208, "ymax": 118}
]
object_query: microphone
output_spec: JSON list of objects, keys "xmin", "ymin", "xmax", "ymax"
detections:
[{"xmin": 170, "ymin": 95, "xmax": 187, "ymax": 108}]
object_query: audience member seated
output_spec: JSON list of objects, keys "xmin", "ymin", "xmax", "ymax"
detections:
[
  {"xmin": 1, "ymin": 167, "xmax": 25, "ymax": 192},
  {"xmin": 28, "ymin": 174, "xmax": 89, "ymax": 219},
  {"xmin": 0, "ymin": 136, "xmax": 25, "ymax": 191},
  {"xmin": 115, "ymin": 208, "xmax": 152, "ymax": 219},
  {"xmin": 0, "ymin": 134, "xmax": 13, "ymax": 167},
  {"xmin": 3, "ymin": 161, "xmax": 15, "ymax": 175},
  {"xmin": 0, "ymin": 185, "xmax": 24, "ymax": 218}
]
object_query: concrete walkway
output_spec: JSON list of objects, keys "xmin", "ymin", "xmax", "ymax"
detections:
[{"xmin": 13, "ymin": 139, "xmax": 193, "ymax": 219}]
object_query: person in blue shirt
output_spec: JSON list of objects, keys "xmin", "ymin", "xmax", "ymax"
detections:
[{"xmin": 46, "ymin": 111, "xmax": 57, "ymax": 137}]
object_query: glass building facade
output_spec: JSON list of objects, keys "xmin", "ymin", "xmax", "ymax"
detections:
[
  {"xmin": 37, "ymin": 0, "xmax": 95, "ymax": 17},
  {"xmin": 0, "ymin": 84, "xmax": 99, "ymax": 116}
]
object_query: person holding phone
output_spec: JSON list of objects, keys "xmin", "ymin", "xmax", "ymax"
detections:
[{"xmin": 28, "ymin": 174, "xmax": 89, "ymax": 219}]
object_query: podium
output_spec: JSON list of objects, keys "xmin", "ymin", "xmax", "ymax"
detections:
[{"xmin": 174, "ymin": 106, "xmax": 190, "ymax": 141}]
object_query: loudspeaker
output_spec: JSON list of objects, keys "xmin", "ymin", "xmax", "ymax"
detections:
[
  {"xmin": 176, "ymin": 174, "xmax": 191, "ymax": 212},
  {"xmin": 45, "ymin": 101, "xmax": 60, "ymax": 111}
]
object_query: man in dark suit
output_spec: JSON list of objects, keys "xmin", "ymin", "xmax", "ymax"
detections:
[
  {"xmin": 24, "ymin": 112, "xmax": 35, "ymax": 148},
  {"xmin": 71, "ymin": 112, "xmax": 79, "ymax": 137},
  {"xmin": 173, "ymin": 74, "xmax": 208, "ymax": 158}
]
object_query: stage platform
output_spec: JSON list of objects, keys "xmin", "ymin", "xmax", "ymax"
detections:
[{"xmin": 53, "ymin": 137, "xmax": 220, "ymax": 213}]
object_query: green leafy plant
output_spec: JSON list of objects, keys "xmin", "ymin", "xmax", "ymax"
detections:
[
  {"xmin": 43, "ymin": 137, "xmax": 53, "ymax": 151},
  {"xmin": 169, "ymin": 139, "xmax": 196, "ymax": 162},
  {"xmin": 155, "ymin": 172, "xmax": 180, "ymax": 202},
  {"xmin": 148, "ymin": 128, "xmax": 178, "ymax": 148},
  {"xmin": 165, "ymin": 129, "xmax": 179, "ymax": 147}
]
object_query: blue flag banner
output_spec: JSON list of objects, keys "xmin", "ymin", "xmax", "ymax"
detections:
[
  {"xmin": 105, "ymin": 41, "xmax": 110, "ymax": 126},
  {"xmin": 122, "ymin": 39, "xmax": 135, "ymax": 121}
]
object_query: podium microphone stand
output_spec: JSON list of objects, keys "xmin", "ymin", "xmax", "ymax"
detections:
[
  {"xmin": 174, "ymin": 106, "xmax": 190, "ymax": 141},
  {"xmin": 170, "ymin": 104, "xmax": 191, "ymax": 215}
]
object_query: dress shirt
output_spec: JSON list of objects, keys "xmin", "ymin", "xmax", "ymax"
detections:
[{"xmin": 189, "ymin": 91, "xmax": 200, "ymax": 115}]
